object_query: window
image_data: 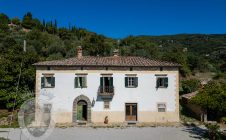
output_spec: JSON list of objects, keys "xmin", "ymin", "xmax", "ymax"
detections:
[
  {"xmin": 100, "ymin": 76, "xmax": 114, "ymax": 93},
  {"xmin": 128, "ymin": 77, "xmax": 135, "ymax": 87},
  {"xmin": 41, "ymin": 75, "xmax": 55, "ymax": 88},
  {"xmin": 125, "ymin": 77, "xmax": 138, "ymax": 88},
  {"xmin": 157, "ymin": 103, "xmax": 166, "ymax": 112},
  {"xmin": 43, "ymin": 104, "xmax": 52, "ymax": 113},
  {"xmin": 104, "ymin": 101, "xmax": 110, "ymax": 109},
  {"xmin": 156, "ymin": 77, "xmax": 168, "ymax": 88},
  {"xmin": 75, "ymin": 75, "xmax": 87, "ymax": 88}
]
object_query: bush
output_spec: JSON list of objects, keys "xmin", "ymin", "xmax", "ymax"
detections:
[
  {"xmin": 220, "ymin": 117, "xmax": 226, "ymax": 124},
  {"xmin": 180, "ymin": 79, "xmax": 201, "ymax": 95},
  {"xmin": 11, "ymin": 17, "xmax": 20, "ymax": 25},
  {"xmin": 205, "ymin": 123, "xmax": 221, "ymax": 140}
]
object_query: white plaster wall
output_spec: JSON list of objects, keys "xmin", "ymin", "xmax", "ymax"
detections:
[{"xmin": 37, "ymin": 70, "xmax": 177, "ymax": 115}]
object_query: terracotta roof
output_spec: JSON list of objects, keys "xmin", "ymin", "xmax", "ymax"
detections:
[{"xmin": 33, "ymin": 56, "xmax": 180, "ymax": 67}]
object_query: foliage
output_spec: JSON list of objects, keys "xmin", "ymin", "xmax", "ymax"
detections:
[
  {"xmin": 11, "ymin": 17, "xmax": 20, "ymax": 25},
  {"xmin": 0, "ymin": 12, "xmax": 226, "ymax": 111},
  {"xmin": 205, "ymin": 123, "xmax": 221, "ymax": 140},
  {"xmin": 220, "ymin": 117, "xmax": 226, "ymax": 124},
  {"xmin": 180, "ymin": 79, "xmax": 200, "ymax": 95},
  {"xmin": 191, "ymin": 81, "xmax": 226, "ymax": 120},
  {"xmin": 0, "ymin": 13, "xmax": 10, "ymax": 24}
]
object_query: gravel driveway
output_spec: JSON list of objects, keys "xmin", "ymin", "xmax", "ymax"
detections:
[{"xmin": 0, "ymin": 126, "xmax": 206, "ymax": 140}]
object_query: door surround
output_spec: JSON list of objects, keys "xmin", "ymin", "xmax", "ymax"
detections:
[{"xmin": 73, "ymin": 95, "xmax": 91, "ymax": 123}]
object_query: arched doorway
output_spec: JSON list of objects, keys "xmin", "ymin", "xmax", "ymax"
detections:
[
  {"xmin": 73, "ymin": 95, "xmax": 91, "ymax": 123},
  {"xmin": 77, "ymin": 100, "xmax": 87, "ymax": 121}
]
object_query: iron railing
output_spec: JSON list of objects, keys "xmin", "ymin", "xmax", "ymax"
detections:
[{"xmin": 98, "ymin": 86, "xmax": 114, "ymax": 96}]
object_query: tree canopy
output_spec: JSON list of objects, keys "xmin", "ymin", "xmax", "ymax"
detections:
[{"xmin": 0, "ymin": 12, "xmax": 226, "ymax": 110}]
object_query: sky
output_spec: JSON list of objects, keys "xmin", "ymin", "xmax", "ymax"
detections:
[{"xmin": 0, "ymin": 0, "xmax": 226, "ymax": 38}]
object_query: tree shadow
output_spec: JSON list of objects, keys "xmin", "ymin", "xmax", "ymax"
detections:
[{"xmin": 182, "ymin": 123, "xmax": 208, "ymax": 139}]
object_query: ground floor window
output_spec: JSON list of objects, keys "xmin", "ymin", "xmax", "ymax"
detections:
[
  {"xmin": 43, "ymin": 104, "xmax": 52, "ymax": 113},
  {"xmin": 104, "ymin": 101, "xmax": 110, "ymax": 109},
  {"xmin": 157, "ymin": 103, "xmax": 166, "ymax": 112}
]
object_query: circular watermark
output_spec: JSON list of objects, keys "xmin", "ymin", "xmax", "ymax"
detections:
[{"xmin": 18, "ymin": 98, "xmax": 55, "ymax": 140}]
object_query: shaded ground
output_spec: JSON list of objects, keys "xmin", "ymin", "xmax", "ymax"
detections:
[{"xmin": 0, "ymin": 126, "xmax": 207, "ymax": 140}]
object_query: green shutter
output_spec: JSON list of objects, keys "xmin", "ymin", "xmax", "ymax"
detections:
[
  {"xmin": 134, "ymin": 77, "xmax": 138, "ymax": 87},
  {"xmin": 85, "ymin": 77, "xmax": 87, "ymax": 87},
  {"xmin": 125, "ymin": 77, "xmax": 128, "ymax": 87},
  {"xmin": 110, "ymin": 77, "xmax": 113, "ymax": 86},
  {"xmin": 156, "ymin": 78, "xmax": 160, "ymax": 88},
  {"xmin": 82, "ymin": 77, "xmax": 87, "ymax": 88},
  {"xmin": 51, "ymin": 77, "xmax": 55, "ymax": 87},
  {"xmin": 75, "ymin": 77, "xmax": 78, "ymax": 88},
  {"xmin": 41, "ymin": 77, "xmax": 45, "ymax": 88},
  {"xmin": 164, "ymin": 77, "xmax": 168, "ymax": 88},
  {"xmin": 100, "ymin": 77, "xmax": 103, "ymax": 87}
]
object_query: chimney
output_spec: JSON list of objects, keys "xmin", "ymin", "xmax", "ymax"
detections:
[
  {"xmin": 77, "ymin": 46, "xmax": 83, "ymax": 58},
  {"xmin": 113, "ymin": 49, "xmax": 119, "ymax": 57}
]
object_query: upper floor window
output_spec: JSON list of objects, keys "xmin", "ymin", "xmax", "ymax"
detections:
[
  {"xmin": 75, "ymin": 74, "xmax": 87, "ymax": 88},
  {"xmin": 41, "ymin": 74, "xmax": 55, "ymax": 88},
  {"xmin": 100, "ymin": 74, "xmax": 114, "ymax": 93},
  {"xmin": 125, "ymin": 76, "xmax": 138, "ymax": 88},
  {"xmin": 157, "ymin": 103, "xmax": 166, "ymax": 112},
  {"xmin": 156, "ymin": 76, "xmax": 168, "ymax": 88}
]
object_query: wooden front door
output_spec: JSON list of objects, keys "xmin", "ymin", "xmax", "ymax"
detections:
[{"xmin": 125, "ymin": 103, "xmax": 137, "ymax": 121}]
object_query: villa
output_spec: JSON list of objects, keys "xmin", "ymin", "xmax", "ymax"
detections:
[{"xmin": 33, "ymin": 46, "xmax": 180, "ymax": 125}]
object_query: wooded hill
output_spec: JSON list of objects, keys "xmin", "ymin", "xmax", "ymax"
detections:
[{"xmin": 0, "ymin": 12, "xmax": 226, "ymax": 109}]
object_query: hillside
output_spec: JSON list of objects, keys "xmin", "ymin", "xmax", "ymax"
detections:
[{"xmin": 0, "ymin": 12, "xmax": 226, "ymax": 109}]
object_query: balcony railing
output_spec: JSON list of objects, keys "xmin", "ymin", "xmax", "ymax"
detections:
[{"xmin": 98, "ymin": 86, "xmax": 114, "ymax": 97}]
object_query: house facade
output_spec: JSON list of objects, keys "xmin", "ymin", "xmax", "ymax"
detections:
[{"xmin": 34, "ymin": 47, "xmax": 180, "ymax": 125}]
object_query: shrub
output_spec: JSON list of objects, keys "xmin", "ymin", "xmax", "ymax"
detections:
[
  {"xmin": 180, "ymin": 79, "xmax": 200, "ymax": 95},
  {"xmin": 205, "ymin": 123, "xmax": 221, "ymax": 140},
  {"xmin": 220, "ymin": 117, "xmax": 226, "ymax": 124}
]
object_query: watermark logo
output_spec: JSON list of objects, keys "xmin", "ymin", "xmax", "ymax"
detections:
[{"xmin": 18, "ymin": 98, "xmax": 55, "ymax": 140}]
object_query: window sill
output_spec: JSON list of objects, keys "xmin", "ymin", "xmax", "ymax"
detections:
[
  {"xmin": 156, "ymin": 86, "xmax": 168, "ymax": 89},
  {"xmin": 103, "ymin": 108, "xmax": 110, "ymax": 110},
  {"xmin": 125, "ymin": 86, "xmax": 137, "ymax": 88},
  {"xmin": 75, "ymin": 87, "xmax": 88, "ymax": 89},
  {"xmin": 42, "ymin": 87, "xmax": 55, "ymax": 88}
]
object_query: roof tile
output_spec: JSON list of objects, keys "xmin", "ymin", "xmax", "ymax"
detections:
[{"xmin": 33, "ymin": 56, "xmax": 180, "ymax": 67}]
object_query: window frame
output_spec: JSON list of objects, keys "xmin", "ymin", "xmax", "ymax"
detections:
[
  {"xmin": 128, "ymin": 77, "xmax": 135, "ymax": 87},
  {"xmin": 75, "ymin": 74, "xmax": 87, "ymax": 88},
  {"xmin": 43, "ymin": 104, "xmax": 52, "ymax": 113},
  {"xmin": 103, "ymin": 100, "xmax": 110, "ymax": 109},
  {"xmin": 125, "ymin": 74, "xmax": 138, "ymax": 88},
  {"xmin": 157, "ymin": 103, "xmax": 166, "ymax": 112},
  {"xmin": 41, "ymin": 74, "xmax": 55, "ymax": 88},
  {"xmin": 156, "ymin": 75, "xmax": 168, "ymax": 88}
]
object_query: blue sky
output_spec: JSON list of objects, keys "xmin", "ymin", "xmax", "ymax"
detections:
[{"xmin": 0, "ymin": 0, "xmax": 226, "ymax": 38}]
